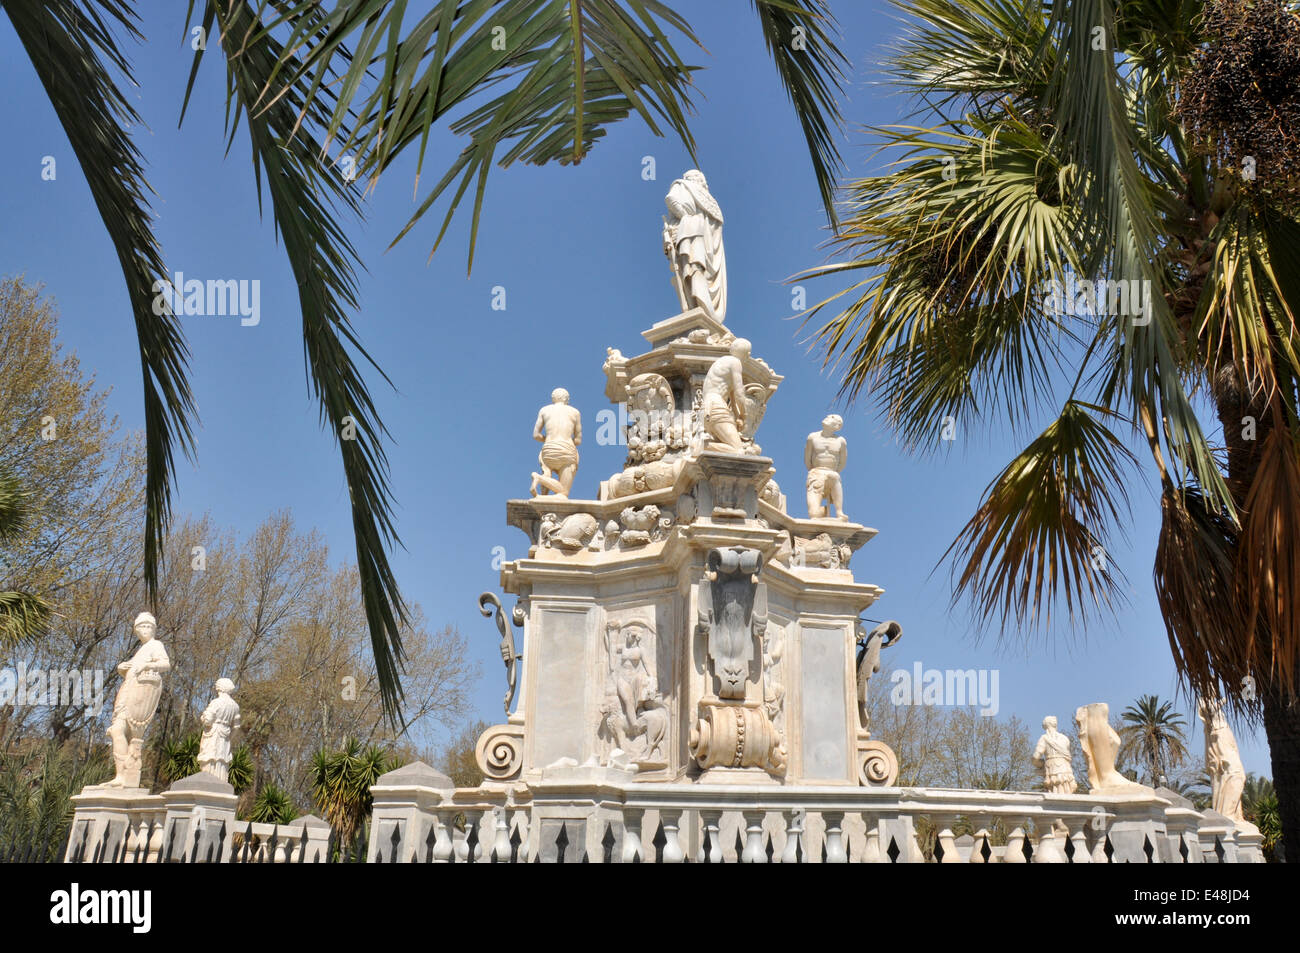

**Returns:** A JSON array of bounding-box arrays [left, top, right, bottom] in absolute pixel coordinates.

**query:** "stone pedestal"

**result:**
[[1100, 795, 1171, 863], [367, 761, 455, 862], [161, 772, 239, 862], [66, 787, 165, 862], [1197, 810, 1241, 863]]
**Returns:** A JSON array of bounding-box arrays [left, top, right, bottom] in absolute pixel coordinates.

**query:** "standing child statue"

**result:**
[[198, 678, 241, 783]]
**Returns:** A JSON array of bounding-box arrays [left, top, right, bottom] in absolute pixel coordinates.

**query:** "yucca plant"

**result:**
[[310, 737, 400, 850], [0, 0, 849, 721], [800, 0, 1300, 848], [248, 782, 297, 824], [227, 745, 254, 794], [158, 732, 201, 784]]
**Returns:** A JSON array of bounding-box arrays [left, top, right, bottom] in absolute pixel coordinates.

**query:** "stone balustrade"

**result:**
[[364, 767, 1265, 863]]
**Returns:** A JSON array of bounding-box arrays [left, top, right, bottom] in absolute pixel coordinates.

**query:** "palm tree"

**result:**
[[1119, 695, 1190, 786], [0, 465, 51, 650], [1, 0, 849, 720], [310, 737, 399, 855], [800, 0, 1300, 852]]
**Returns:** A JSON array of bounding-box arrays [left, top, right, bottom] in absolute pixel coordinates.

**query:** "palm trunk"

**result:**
[[1212, 365, 1296, 858], [1261, 684, 1300, 860]]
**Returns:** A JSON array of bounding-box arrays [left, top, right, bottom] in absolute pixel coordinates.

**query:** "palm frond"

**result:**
[[0, 465, 52, 649], [1196, 200, 1300, 396], [1153, 480, 1246, 713], [943, 400, 1135, 636], [4, 0, 198, 604], [797, 115, 1081, 444], [1235, 426, 1300, 696], [186, 0, 409, 720], [883, 0, 1052, 111], [269, 0, 701, 268], [750, 0, 848, 226], [1043, 0, 1232, 515]]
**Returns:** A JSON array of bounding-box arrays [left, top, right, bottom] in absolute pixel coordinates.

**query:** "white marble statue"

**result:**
[[198, 678, 241, 783], [105, 612, 170, 788], [1032, 715, 1078, 794], [1075, 702, 1153, 796], [805, 414, 849, 520], [1198, 697, 1248, 823], [663, 169, 726, 322], [530, 388, 582, 499], [700, 339, 751, 453]]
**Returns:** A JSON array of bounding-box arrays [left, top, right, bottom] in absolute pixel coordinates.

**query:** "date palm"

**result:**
[[0, 466, 51, 650], [1119, 694, 1189, 786], [800, 0, 1300, 849], [0, 0, 848, 720]]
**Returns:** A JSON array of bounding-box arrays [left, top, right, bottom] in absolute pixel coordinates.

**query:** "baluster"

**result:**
[[741, 812, 766, 863], [660, 810, 685, 863], [1033, 820, 1067, 863], [936, 824, 961, 863], [490, 806, 511, 862], [780, 808, 805, 864], [823, 812, 848, 864], [699, 810, 723, 864], [968, 828, 990, 863], [511, 808, 530, 863], [859, 821, 883, 863], [1091, 830, 1111, 864], [432, 809, 456, 863], [1067, 819, 1092, 864], [1004, 819, 1028, 864], [621, 808, 645, 864]]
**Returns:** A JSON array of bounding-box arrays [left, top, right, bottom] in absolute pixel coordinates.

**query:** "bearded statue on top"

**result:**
[[663, 169, 727, 323]]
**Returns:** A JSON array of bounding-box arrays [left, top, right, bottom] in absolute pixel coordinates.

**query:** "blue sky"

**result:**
[[0, 1, 1268, 774]]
